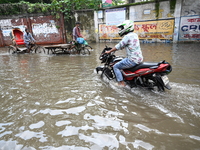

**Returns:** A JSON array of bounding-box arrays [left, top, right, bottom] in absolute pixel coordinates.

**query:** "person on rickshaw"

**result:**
[[24, 28, 35, 53], [70, 22, 84, 50], [73, 21, 83, 41], [68, 21, 87, 52]]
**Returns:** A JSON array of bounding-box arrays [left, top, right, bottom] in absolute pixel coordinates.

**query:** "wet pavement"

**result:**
[[0, 42, 200, 150]]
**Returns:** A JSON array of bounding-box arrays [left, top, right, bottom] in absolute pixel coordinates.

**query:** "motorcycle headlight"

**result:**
[[99, 53, 108, 62], [99, 47, 112, 62]]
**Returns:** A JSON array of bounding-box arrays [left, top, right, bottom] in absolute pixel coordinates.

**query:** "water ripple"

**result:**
[[0, 43, 200, 149]]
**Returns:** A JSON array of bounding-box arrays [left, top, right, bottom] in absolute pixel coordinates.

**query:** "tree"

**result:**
[[0, 0, 126, 19], [0, 0, 21, 4], [0, 0, 51, 4], [112, 0, 126, 5]]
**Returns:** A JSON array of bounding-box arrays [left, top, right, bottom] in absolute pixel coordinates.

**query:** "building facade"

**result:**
[[0, 0, 199, 47]]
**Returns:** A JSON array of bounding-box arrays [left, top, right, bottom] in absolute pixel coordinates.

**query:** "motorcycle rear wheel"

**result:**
[[145, 77, 164, 91]]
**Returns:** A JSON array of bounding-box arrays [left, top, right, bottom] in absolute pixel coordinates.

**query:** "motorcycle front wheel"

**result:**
[[100, 70, 113, 84], [101, 67, 115, 80]]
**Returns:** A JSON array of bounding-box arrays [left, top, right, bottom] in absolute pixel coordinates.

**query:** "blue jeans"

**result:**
[[113, 58, 137, 82]]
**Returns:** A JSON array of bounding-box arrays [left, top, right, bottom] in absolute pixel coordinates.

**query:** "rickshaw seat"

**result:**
[[13, 29, 25, 45]]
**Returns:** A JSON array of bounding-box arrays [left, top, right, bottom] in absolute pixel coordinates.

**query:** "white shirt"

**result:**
[[115, 32, 143, 64]]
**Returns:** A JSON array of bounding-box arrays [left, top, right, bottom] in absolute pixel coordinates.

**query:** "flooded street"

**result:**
[[0, 42, 200, 150]]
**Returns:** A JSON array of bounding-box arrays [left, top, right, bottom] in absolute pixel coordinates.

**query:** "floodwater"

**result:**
[[0, 42, 200, 150]]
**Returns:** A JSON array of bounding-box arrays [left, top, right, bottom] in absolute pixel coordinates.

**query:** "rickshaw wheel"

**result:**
[[8, 46, 17, 54]]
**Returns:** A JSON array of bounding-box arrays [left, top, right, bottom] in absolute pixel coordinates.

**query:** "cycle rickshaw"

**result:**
[[8, 28, 45, 54]]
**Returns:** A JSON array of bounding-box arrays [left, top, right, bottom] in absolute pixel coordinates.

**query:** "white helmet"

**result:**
[[117, 20, 134, 37]]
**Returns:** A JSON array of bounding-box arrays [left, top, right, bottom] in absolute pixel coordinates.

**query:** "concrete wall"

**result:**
[[92, 0, 200, 43], [129, 1, 172, 21], [65, 0, 200, 43], [178, 0, 200, 41], [181, 0, 200, 16], [0, 0, 200, 46], [69, 10, 96, 43], [0, 14, 66, 47]]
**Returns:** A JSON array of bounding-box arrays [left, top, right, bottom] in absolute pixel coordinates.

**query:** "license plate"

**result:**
[[162, 75, 169, 85]]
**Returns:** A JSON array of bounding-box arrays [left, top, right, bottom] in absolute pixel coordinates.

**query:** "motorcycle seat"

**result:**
[[126, 62, 158, 72]]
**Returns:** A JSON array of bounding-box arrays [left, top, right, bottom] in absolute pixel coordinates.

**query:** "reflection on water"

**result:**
[[0, 43, 200, 150]]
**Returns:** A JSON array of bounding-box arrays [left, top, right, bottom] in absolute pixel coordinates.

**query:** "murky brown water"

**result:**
[[0, 42, 200, 150]]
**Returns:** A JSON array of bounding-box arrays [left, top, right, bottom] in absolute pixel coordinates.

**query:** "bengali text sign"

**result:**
[[134, 20, 174, 39], [179, 16, 200, 40], [99, 19, 174, 40]]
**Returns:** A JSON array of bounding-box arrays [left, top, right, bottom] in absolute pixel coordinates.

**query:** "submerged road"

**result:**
[[0, 42, 200, 149]]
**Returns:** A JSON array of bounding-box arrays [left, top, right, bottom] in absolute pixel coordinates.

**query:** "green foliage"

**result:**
[[112, 0, 125, 6], [170, 0, 176, 14], [155, 0, 160, 19], [0, 0, 102, 20], [154, 0, 176, 19], [0, 0, 126, 20], [0, 0, 51, 4], [0, 0, 20, 4]]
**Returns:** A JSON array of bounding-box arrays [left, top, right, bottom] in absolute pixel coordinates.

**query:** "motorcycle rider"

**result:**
[[105, 20, 143, 87]]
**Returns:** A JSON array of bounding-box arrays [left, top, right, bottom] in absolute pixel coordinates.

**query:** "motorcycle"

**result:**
[[96, 46, 172, 91]]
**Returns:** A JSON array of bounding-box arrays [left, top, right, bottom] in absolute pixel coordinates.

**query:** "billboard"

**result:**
[[102, 0, 112, 8], [99, 24, 120, 39], [179, 15, 200, 41], [99, 19, 175, 40], [134, 19, 174, 40], [105, 8, 126, 25]]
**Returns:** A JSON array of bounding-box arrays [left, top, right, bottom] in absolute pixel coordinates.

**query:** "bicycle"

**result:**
[[8, 42, 46, 54], [85, 45, 93, 51], [69, 42, 90, 55]]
